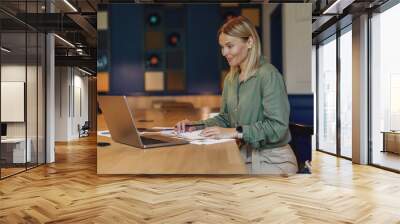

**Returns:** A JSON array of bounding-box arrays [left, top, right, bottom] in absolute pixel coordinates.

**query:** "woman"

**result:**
[[175, 16, 298, 175]]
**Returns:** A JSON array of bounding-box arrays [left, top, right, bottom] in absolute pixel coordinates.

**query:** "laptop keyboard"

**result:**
[[140, 136, 168, 145]]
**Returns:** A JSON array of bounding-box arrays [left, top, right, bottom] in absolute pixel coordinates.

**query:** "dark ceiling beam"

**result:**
[[67, 13, 97, 45], [0, 7, 37, 31], [12, 13, 83, 32], [55, 55, 96, 70], [86, 0, 97, 11], [312, 15, 335, 33]]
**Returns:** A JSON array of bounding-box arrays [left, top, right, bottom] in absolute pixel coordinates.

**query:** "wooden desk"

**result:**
[[382, 131, 400, 154], [97, 108, 247, 174]]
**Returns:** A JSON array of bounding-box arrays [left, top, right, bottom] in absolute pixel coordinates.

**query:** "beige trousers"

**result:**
[[240, 144, 298, 175]]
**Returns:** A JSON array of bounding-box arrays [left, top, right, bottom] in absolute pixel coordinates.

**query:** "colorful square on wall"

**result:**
[[97, 11, 108, 30], [145, 31, 164, 50], [97, 72, 109, 93], [167, 70, 185, 91], [241, 8, 260, 27], [145, 71, 164, 91]]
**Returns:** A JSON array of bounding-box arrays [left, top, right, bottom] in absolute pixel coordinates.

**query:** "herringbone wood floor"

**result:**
[[1, 135, 400, 224]]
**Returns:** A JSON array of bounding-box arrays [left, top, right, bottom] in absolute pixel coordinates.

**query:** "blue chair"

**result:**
[[289, 123, 313, 174]]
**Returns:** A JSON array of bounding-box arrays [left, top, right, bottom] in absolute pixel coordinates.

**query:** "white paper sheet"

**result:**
[[160, 130, 235, 145], [190, 139, 234, 145], [97, 130, 111, 138], [98, 129, 235, 145]]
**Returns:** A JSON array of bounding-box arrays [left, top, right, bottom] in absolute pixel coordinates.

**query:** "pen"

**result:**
[[185, 124, 205, 128], [137, 128, 174, 132]]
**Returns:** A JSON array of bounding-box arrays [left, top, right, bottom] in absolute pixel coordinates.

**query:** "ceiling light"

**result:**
[[78, 67, 93, 76], [63, 0, 78, 12], [54, 34, 75, 48], [1, 47, 11, 53], [322, 0, 354, 15]]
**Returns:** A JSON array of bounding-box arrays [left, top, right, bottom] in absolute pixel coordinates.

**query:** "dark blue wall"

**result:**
[[186, 5, 220, 94], [109, 4, 144, 94], [288, 94, 314, 126], [288, 94, 314, 164], [270, 5, 283, 74]]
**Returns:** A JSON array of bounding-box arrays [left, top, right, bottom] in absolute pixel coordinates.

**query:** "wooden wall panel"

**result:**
[[125, 95, 221, 110]]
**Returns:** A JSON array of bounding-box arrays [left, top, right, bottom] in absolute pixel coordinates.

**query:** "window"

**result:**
[[317, 35, 337, 155], [370, 2, 400, 171], [316, 23, 353, 159], [339, 27, 352, 158]]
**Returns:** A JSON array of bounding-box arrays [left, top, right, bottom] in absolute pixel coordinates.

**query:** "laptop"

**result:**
[[98, 95, 189, 149]]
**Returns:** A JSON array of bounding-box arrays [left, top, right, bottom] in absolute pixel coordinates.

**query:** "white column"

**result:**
[[352, 14, 369, 164], [46, 32, 55, 163]]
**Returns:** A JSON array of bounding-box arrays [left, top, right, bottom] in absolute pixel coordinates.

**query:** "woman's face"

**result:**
[[219, 33, 251, 67]]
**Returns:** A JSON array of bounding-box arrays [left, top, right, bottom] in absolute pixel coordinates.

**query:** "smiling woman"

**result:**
[[218, 16, 261, 82], [175, 16, 298, 175]]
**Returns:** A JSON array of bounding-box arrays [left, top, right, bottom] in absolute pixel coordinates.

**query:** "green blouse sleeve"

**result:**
[[242, 68, 290, 148]]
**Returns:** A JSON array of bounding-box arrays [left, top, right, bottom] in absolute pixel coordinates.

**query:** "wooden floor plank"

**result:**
[[1, 135, 400, 223]]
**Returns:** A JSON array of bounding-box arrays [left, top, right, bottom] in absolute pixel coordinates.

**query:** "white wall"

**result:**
[[55, 67, 70, 141], [55, 67, 89, 141], [282, 3, 312, 94], [1, 65, 26, 81], [1, 63, 46, 163], [262, 4, 312, 93], [72, 72, 89, 138], [1, 65, 38, 137]]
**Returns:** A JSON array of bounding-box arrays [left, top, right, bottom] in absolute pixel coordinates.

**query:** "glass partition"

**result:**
[[371, 3, 400, 171], [0, 1, 46, 179], [27, 30, 38, 169], [1, 31, 28, 177], [317, 35, 337, 155], [38, 32, 45, 165]]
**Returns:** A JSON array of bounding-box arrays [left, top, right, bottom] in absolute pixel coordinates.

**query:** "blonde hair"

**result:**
[[218, 16, 262, 81]]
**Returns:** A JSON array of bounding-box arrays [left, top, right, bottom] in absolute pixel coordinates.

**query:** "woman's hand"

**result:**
[[174, 119, 196, 133], [200, 127, 237, 139]]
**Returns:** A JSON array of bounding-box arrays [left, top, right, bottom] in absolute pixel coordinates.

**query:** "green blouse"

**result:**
[[199, 59, 291, 150]]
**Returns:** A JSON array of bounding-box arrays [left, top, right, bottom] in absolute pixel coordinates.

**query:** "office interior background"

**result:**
[[0, 0, 400, 222], [0, 0, 98, 179]]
